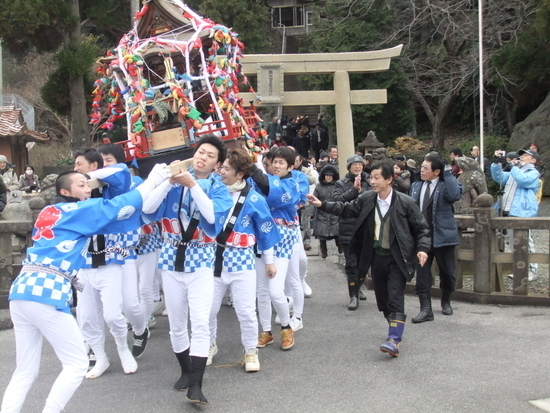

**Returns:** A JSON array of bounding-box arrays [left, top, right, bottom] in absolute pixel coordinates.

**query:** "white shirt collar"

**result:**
[[377, 188, 393, 205]]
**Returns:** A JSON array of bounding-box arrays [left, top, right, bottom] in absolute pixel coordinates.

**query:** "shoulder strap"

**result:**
[[213, 183, 250, 277], [174, 186, 200, 272]]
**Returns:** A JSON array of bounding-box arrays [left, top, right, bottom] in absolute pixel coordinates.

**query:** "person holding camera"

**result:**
[[491, 149, 540, 281], [19, 165, 40, 193]]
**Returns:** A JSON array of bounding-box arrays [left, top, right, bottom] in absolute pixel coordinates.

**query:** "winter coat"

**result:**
[[0, 176, 6, 212], [409, 169, 462, 248], [333, 171, 371, 244], [320, 190, 431, 281], [491, 162, 540, 218], [19, 173, 40, 193], [393, 170, 411, 193], [312, 165, 340, 239]]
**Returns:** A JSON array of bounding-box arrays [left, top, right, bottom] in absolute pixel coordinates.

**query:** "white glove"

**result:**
[[146, 163, 170, 187]]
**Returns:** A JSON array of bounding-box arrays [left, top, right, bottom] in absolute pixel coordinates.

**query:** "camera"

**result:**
[[498, 150, 506, 157]]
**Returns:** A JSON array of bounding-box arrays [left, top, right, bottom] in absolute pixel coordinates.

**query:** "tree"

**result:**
[[0, 0, 130, 149], [185, 0, 275, 53], [301, 0, 415, 145]]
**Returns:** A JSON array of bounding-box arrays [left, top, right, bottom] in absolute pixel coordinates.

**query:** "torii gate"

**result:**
[[239, 45, 403, 177]]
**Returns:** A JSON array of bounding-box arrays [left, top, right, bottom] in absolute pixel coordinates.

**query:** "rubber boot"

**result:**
[[441, 290, 453, 316], [186, 356, 208, 405], [347, 282, 359, 311], [320, 240, 328, 259], [174, 348, 191, 391], [411, 293, 434, 323], [114, 335, 138, 374], [380, 313, 406, 357]]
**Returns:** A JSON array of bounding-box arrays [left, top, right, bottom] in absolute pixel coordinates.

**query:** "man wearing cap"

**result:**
[[491, 148, 541, 281], [333, 154, 371, 310]]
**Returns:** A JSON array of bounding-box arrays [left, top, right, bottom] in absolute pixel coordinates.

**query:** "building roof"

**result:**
[[0, 106, 48, 142], [358, 130, 384, 149]]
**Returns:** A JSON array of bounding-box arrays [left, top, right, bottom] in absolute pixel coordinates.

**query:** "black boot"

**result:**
[[347, 283, 359, 311], [441, 290, 453, 316], [174, 349, 191, 391], [411, 293, 434, 323], [186, 356, 208, 404], [320, 240, 328, 259]]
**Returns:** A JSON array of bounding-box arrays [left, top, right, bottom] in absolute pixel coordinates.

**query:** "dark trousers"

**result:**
[[342, 243, 359, 283], [371, 253, 407, 314], [415, 245, 456, 294]]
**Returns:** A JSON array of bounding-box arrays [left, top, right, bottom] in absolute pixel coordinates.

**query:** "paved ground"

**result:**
[[1, 243, 550, 413]]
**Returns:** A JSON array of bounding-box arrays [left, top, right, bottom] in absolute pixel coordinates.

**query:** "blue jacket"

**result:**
[[410, 169, 462, 248], [491, 163, 540, 218]]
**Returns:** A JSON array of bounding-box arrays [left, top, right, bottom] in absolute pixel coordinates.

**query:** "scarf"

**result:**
[[227, 179, 246, 194]]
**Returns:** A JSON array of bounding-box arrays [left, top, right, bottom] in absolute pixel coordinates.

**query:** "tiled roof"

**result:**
[[0, 106, 48, 141]]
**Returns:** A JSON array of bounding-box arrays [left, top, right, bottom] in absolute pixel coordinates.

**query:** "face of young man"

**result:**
[[329, 148, 338, 160], [369, 168, 392, 194], [471, 146, 480, 158], [420, 161, 440, 182], [74, 156, 97, 174], [263, 157, 274, 175], [193, 143, 220, 178], [349, 162, 363, 176], [271, 157, 291, 177], [101, 153, 118, 167], [62, 174, 92, 201], [220, 160, 244, 186]]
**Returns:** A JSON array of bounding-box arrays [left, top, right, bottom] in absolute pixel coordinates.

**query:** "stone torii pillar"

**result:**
[[239, 45, 403, 177]]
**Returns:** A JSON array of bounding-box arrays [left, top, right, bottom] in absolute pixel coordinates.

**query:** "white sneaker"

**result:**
[[244, 348, 260, 372], [289, 316, 303, 332], [148, 315, 156, 328], [161, 308, 168, 316], [206, 343, 218, 366], [275, 314, 281, 324], [302, 280, 312, 297]]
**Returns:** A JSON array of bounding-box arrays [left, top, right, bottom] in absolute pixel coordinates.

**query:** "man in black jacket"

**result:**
[[333, 155, 371, 310], [308, 161, 430, 357]]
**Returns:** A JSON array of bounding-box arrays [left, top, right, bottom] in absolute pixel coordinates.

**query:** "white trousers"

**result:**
[[137, 251, 160, 320], [286, 239, 306, 319], [77, 265, 127, 351], [256, 256, 290, 331], [1, 300, 88, 413], [122, 260, 145, 336], [162, 267, 214, 356], [209, 269, 257, 351]]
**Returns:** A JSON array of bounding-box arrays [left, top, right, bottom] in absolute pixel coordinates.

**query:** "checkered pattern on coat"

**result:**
[[273, 224, 299, 259], [137, 232, 161, 255], [158, 242, 216, 272], [222, 246, 255, 272], [10, 271, 73, 313]]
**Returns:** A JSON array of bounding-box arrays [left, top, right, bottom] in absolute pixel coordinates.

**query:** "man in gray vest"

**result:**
[[308, 161, 430, 357]]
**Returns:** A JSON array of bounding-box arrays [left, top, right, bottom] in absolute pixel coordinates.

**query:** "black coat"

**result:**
[[321, 190, 431, 280], [312, 165, 339, 239], [292, 135, 309, 159], [333, 171, 371, 244]]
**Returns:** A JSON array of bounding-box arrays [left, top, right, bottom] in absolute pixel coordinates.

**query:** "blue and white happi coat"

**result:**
[[9, 191, 144, 314], [145, 173, 232, 272], [221, 187, 281, 272], [248, 172, 301, 259]]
